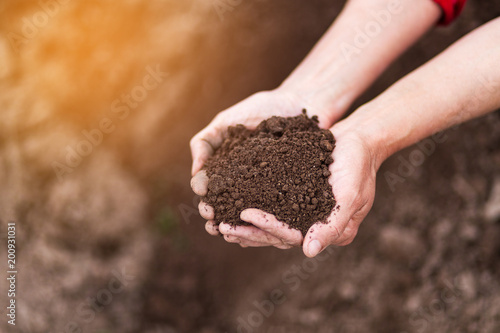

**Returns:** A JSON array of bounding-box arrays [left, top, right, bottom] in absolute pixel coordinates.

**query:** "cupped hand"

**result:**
[[190, 89, 335, 176], [190, 89, 338, 239], [218, 124, 381, 257]]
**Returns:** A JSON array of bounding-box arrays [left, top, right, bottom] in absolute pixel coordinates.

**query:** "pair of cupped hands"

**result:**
[[190, 90, 379, 257]]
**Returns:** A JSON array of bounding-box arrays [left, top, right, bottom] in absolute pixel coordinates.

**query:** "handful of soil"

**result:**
[[203, 110, 336, 236]]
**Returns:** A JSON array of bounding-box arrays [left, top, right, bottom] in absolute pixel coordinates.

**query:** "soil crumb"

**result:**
[[203, 110, 336, 236]]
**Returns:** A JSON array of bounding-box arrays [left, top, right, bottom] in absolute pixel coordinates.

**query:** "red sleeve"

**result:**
[[433, 0, 467, 25]]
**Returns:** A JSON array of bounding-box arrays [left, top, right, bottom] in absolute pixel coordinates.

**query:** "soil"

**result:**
[[203, 111, 336, 235]]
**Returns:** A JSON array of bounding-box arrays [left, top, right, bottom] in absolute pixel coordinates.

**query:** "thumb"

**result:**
[[190, 120, 226, 176], [302, 206, 352, 258], [190, 136, 216, 176]]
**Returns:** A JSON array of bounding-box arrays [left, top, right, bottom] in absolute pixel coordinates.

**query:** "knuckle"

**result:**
[[223, 234, 237, 243], [343, 188, 358, 202], [351, 193, 364, 207], [328, 224, 342, 239], [263, 233, 278, 244], [340, 234, 356, 246], [285, 235, 301, 247], [189, 135, 199, 150], [275, 244, 291, 250], [337, 228, 358, 246], [282, 239, 297, 248], [339, 238, 353, 246]]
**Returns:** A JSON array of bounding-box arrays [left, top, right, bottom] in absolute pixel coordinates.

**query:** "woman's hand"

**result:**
[[190, 88, 343, 238], [216, 123, 381, 257], [190, 89, 338, 176], [190, 0, 441, 244]]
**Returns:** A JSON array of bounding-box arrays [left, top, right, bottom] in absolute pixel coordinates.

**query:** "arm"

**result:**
[[279, 0, 442, 126], [191, 0, 441, 175], [303, 16, 500, 256], [230, 17, 500, 257], [341, 16, 500, 168], [191, 0, 442, 239]]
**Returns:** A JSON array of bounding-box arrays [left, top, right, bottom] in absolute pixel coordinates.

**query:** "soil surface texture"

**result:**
[[203, 110, 336, 235]]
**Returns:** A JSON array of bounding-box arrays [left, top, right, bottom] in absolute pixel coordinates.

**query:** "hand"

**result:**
[[302, 126, 379, 256], [216, 124, 380, 257], [190, 89, 339, 175], [190, 89, 343, 238]]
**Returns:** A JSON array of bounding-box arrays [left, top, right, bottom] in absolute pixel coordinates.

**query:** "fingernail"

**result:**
[[308, 240, 322, 257]]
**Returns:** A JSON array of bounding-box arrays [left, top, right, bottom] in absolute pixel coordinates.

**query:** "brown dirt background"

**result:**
[[0, 1, 499, 332]]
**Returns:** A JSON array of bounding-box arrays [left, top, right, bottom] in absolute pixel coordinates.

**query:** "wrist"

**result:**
[[332, 103, 395, 170], [276, 77, 355, 128]]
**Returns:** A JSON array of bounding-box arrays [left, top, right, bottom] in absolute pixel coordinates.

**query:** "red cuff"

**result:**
[[433, 0, 467, 25]]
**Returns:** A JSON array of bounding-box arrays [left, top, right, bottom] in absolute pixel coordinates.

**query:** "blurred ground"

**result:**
[[0, 0, 499, 332]]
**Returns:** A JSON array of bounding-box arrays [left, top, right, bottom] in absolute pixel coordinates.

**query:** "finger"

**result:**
[[303, 147, 366, 257], [302, 198, 363, 257], [332, 222, 359, 246], [190, 170, 209, 196], [190, 127, 224, 176], [303, 187, 373, 257], [225, 235, 292, 250], [274, 244, 293, 250], [223, 234, 241, 244], [198, 201, 214, 220], [191, 139, 215, 176], [238, 238, 274, 247], [302, 219, 342, 258], [240, 239, 292, 250], [218, 222, 285, 246], [240, 209, 303, 246], [205, 220, 220, 236]]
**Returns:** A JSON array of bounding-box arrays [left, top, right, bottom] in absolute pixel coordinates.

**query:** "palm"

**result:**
[[218, 128, 378, 255], [189, 90, 376, 254], [190, 90, 334, 175], [303, 132, 377, 249]]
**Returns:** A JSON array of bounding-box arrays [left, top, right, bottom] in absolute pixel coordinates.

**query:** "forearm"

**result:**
[[278, 0, 441, 126], [338, 17, 500, 167]]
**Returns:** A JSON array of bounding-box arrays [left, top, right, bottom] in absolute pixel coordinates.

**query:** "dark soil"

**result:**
[[203, 110, 336, 236]]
